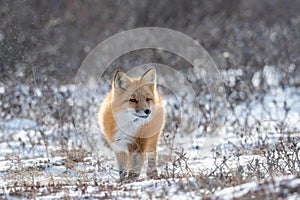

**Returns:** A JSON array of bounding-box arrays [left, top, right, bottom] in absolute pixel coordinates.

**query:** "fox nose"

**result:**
[[144, 109, 151, 115]]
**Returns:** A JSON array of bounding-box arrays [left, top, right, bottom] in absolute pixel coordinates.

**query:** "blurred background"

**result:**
[[1, 0, 300, 85]]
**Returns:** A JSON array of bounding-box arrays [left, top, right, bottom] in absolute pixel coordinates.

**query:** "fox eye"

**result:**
[[129, 98, 138, 103], [146, 98, 152, 102]]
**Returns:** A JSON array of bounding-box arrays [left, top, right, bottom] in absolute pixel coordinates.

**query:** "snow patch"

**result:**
[[0, 118, 37, 130]]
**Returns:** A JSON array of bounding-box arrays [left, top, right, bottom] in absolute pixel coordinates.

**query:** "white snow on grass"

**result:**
[[0, 118, 37, 130], [0, 84, 300, 199], [212, 175, 300, 200]]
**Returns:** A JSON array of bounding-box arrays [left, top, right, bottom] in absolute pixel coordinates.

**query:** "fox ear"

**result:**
[[114, 70, 131, 91], [141, 67, 156, 86]]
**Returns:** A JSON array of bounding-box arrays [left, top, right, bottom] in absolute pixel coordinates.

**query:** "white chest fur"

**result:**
[[111, 109, 151, 152]]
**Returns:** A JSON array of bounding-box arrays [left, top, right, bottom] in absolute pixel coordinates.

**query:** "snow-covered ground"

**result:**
[[0, 76, 300, 199]]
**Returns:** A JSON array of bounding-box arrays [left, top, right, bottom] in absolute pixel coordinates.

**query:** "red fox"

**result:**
[[97, 67, 165, 182]]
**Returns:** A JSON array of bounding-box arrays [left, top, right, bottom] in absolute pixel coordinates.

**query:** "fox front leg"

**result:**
[[147, 151, 158, 178], [146, 135, 159, 178], [128, 152, 144, 180], [115, 151, 128, 182]]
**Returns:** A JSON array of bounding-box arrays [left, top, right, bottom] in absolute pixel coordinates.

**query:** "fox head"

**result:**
[[112, 68, 157, 124]]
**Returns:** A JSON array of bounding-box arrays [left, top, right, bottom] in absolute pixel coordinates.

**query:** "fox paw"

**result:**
[[122, 172, 139, 183], [147, 169, 158, 179], [118, 171, 127, 182], [128, 171, 140, 178]]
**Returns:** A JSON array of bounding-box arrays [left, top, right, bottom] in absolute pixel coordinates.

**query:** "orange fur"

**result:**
[[97, 67, 165, 181]]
